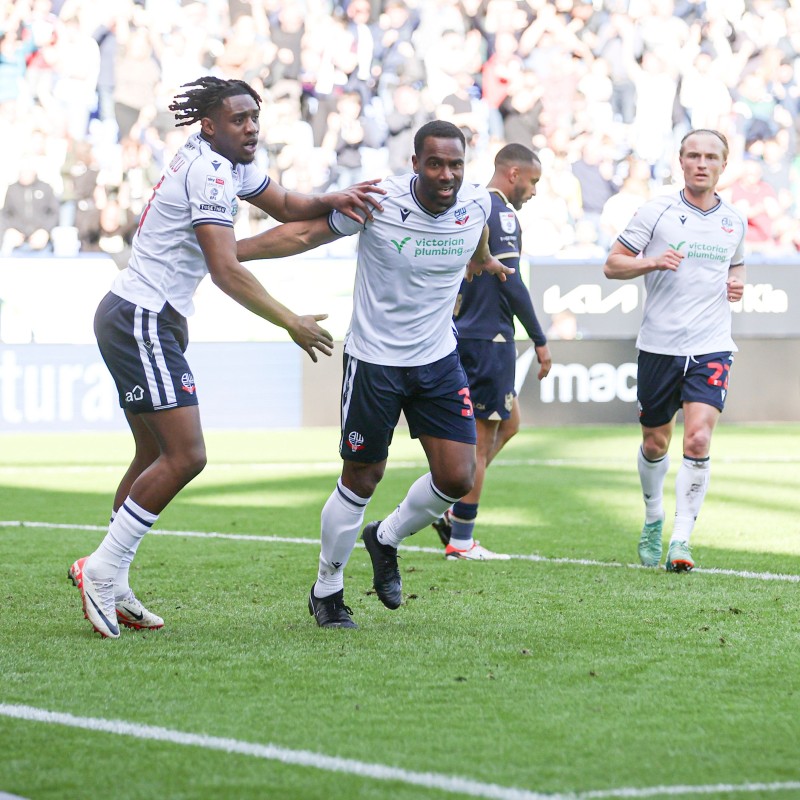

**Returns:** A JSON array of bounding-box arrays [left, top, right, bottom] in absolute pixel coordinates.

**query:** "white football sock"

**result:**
[[638, 446, 669, 524], [108, 508, 142, 599], [378, 473, 459, 549], [115, 540, 144, 599], [86, 498, 158, 582], [315, 479, 370, 598], [671, 456, 710, 544]]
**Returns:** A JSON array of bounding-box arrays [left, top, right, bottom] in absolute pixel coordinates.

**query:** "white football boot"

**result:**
[[444, 541, 511, 560]]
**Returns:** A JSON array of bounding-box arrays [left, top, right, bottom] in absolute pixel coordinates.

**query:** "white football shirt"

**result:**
[[329, 174, 491, 366], [617, 190, 746, 355], [112, 132, 269, 316]]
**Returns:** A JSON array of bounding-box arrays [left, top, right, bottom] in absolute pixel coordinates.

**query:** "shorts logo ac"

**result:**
[[347, 431, 365, 452], [181, 372, 196, 394], [125, 385, 145, 403], [504, 392, 514, 412]]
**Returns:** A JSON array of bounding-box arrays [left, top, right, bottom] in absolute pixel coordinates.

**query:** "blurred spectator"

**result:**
[[600, 159, 652, 244], [214, 14, 274, 83], [92, 13, 118, 128], [75, 185, 136, 267], [730, 158, 781, 252], [499, 71, 543, 147], [0, 24, 36, 121], [60, 138, 99, 227], [321, 90, 383, 190], [0, 164, 60, 255], [113, 26, 160, 140], [385, 82, 431, 175], [481, 30, 525, 140], [679, 50, 733, 133], [50, 14, 100, 141], [594, 12, 638, 125], [373, 0, 422, 99], [570, 134, 619, 246], [268, 3, 304, 84], [436, 71, 488, 153]]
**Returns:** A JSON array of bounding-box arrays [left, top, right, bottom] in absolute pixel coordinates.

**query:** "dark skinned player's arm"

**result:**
[[195, 223, 333, 361], [236, 216, 345, 262]]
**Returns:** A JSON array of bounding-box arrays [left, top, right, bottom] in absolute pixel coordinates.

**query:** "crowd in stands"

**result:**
[[1, 0, 800, 263]]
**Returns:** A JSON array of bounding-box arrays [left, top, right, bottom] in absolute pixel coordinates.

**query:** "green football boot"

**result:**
[[637, 519, 663, 567], [666, 540, 694, 572]]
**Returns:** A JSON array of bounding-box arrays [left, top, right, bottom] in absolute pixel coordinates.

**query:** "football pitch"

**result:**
[[1, 424, 798, 800]]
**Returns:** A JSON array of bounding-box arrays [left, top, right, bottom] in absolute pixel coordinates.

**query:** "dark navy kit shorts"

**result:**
[[94, 292, 199, 414], [637, 349, 733, 428], [457, 338, 516, 421], [339, 349, 477, 463]]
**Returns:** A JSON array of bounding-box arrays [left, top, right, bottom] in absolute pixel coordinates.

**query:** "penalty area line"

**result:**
[[2, 520, 800, 584], [1, 704, 799, 800]]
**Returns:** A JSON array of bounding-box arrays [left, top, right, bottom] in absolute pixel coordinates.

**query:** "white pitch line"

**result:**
[[1, 704, 798, 800], [0, 703, 559, 800], [1, 520, 799, 583]]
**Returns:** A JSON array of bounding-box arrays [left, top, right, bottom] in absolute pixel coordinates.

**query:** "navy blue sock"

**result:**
[[449, 501, 479, 548]]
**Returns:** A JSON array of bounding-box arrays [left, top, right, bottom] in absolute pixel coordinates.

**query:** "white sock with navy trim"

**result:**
[[86, 498, 158, 582], [378, 473, 460, 549], [316, 479, 371, 598]]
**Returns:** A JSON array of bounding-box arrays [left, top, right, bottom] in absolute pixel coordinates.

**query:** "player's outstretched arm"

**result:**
[[604, 240, 683, 280], [248, 179, 385, 224], [466, 224, 515, 282], [236, 217, 341, 262], [196, 223, 334, 362]]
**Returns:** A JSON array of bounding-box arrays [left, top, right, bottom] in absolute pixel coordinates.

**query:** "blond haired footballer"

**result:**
[[604, 129, 745, 572]]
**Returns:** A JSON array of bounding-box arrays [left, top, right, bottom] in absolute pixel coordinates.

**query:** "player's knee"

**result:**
[[642, 431, 670, 460], [182, 444, 207, 480], [684, 429, 711, 459], [342, 462, 384, 498], [436, 467, 475, 499]]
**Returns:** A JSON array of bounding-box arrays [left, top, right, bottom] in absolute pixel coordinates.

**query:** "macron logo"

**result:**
[[400, 209, 411, 222]]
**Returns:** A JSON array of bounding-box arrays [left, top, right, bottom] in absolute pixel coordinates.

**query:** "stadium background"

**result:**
[[1, 0, 799, 430]]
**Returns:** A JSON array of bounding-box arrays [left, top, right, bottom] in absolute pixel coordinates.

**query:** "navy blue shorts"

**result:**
[[637, 350, 733, 428], [458, 338, 516, 421], [94, 292, 199, 414], [339, 350, 477, 463]]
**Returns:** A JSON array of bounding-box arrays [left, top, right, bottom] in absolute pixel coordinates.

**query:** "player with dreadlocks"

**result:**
[[68, 77, 384, 639]]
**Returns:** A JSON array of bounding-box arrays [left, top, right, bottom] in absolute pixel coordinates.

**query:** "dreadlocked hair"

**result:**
[[169, 77, 262, 127]]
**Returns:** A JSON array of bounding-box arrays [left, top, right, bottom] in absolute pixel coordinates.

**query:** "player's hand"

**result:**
[[653, 249, 684, 272], [328, 179, 386, 223], [466, 254, 515, 282], [288, 314, 334, 362], [726, 276, 744, 303], [535, 344, 552, 380]]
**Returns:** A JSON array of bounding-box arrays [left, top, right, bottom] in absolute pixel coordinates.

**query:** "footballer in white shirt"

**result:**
[[604, 128, 746, 574], [238, 120, 514, 627], [70, 76, 384, 639]]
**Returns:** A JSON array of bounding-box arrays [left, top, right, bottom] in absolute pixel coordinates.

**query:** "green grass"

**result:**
[[1, 424, 799, 800]]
